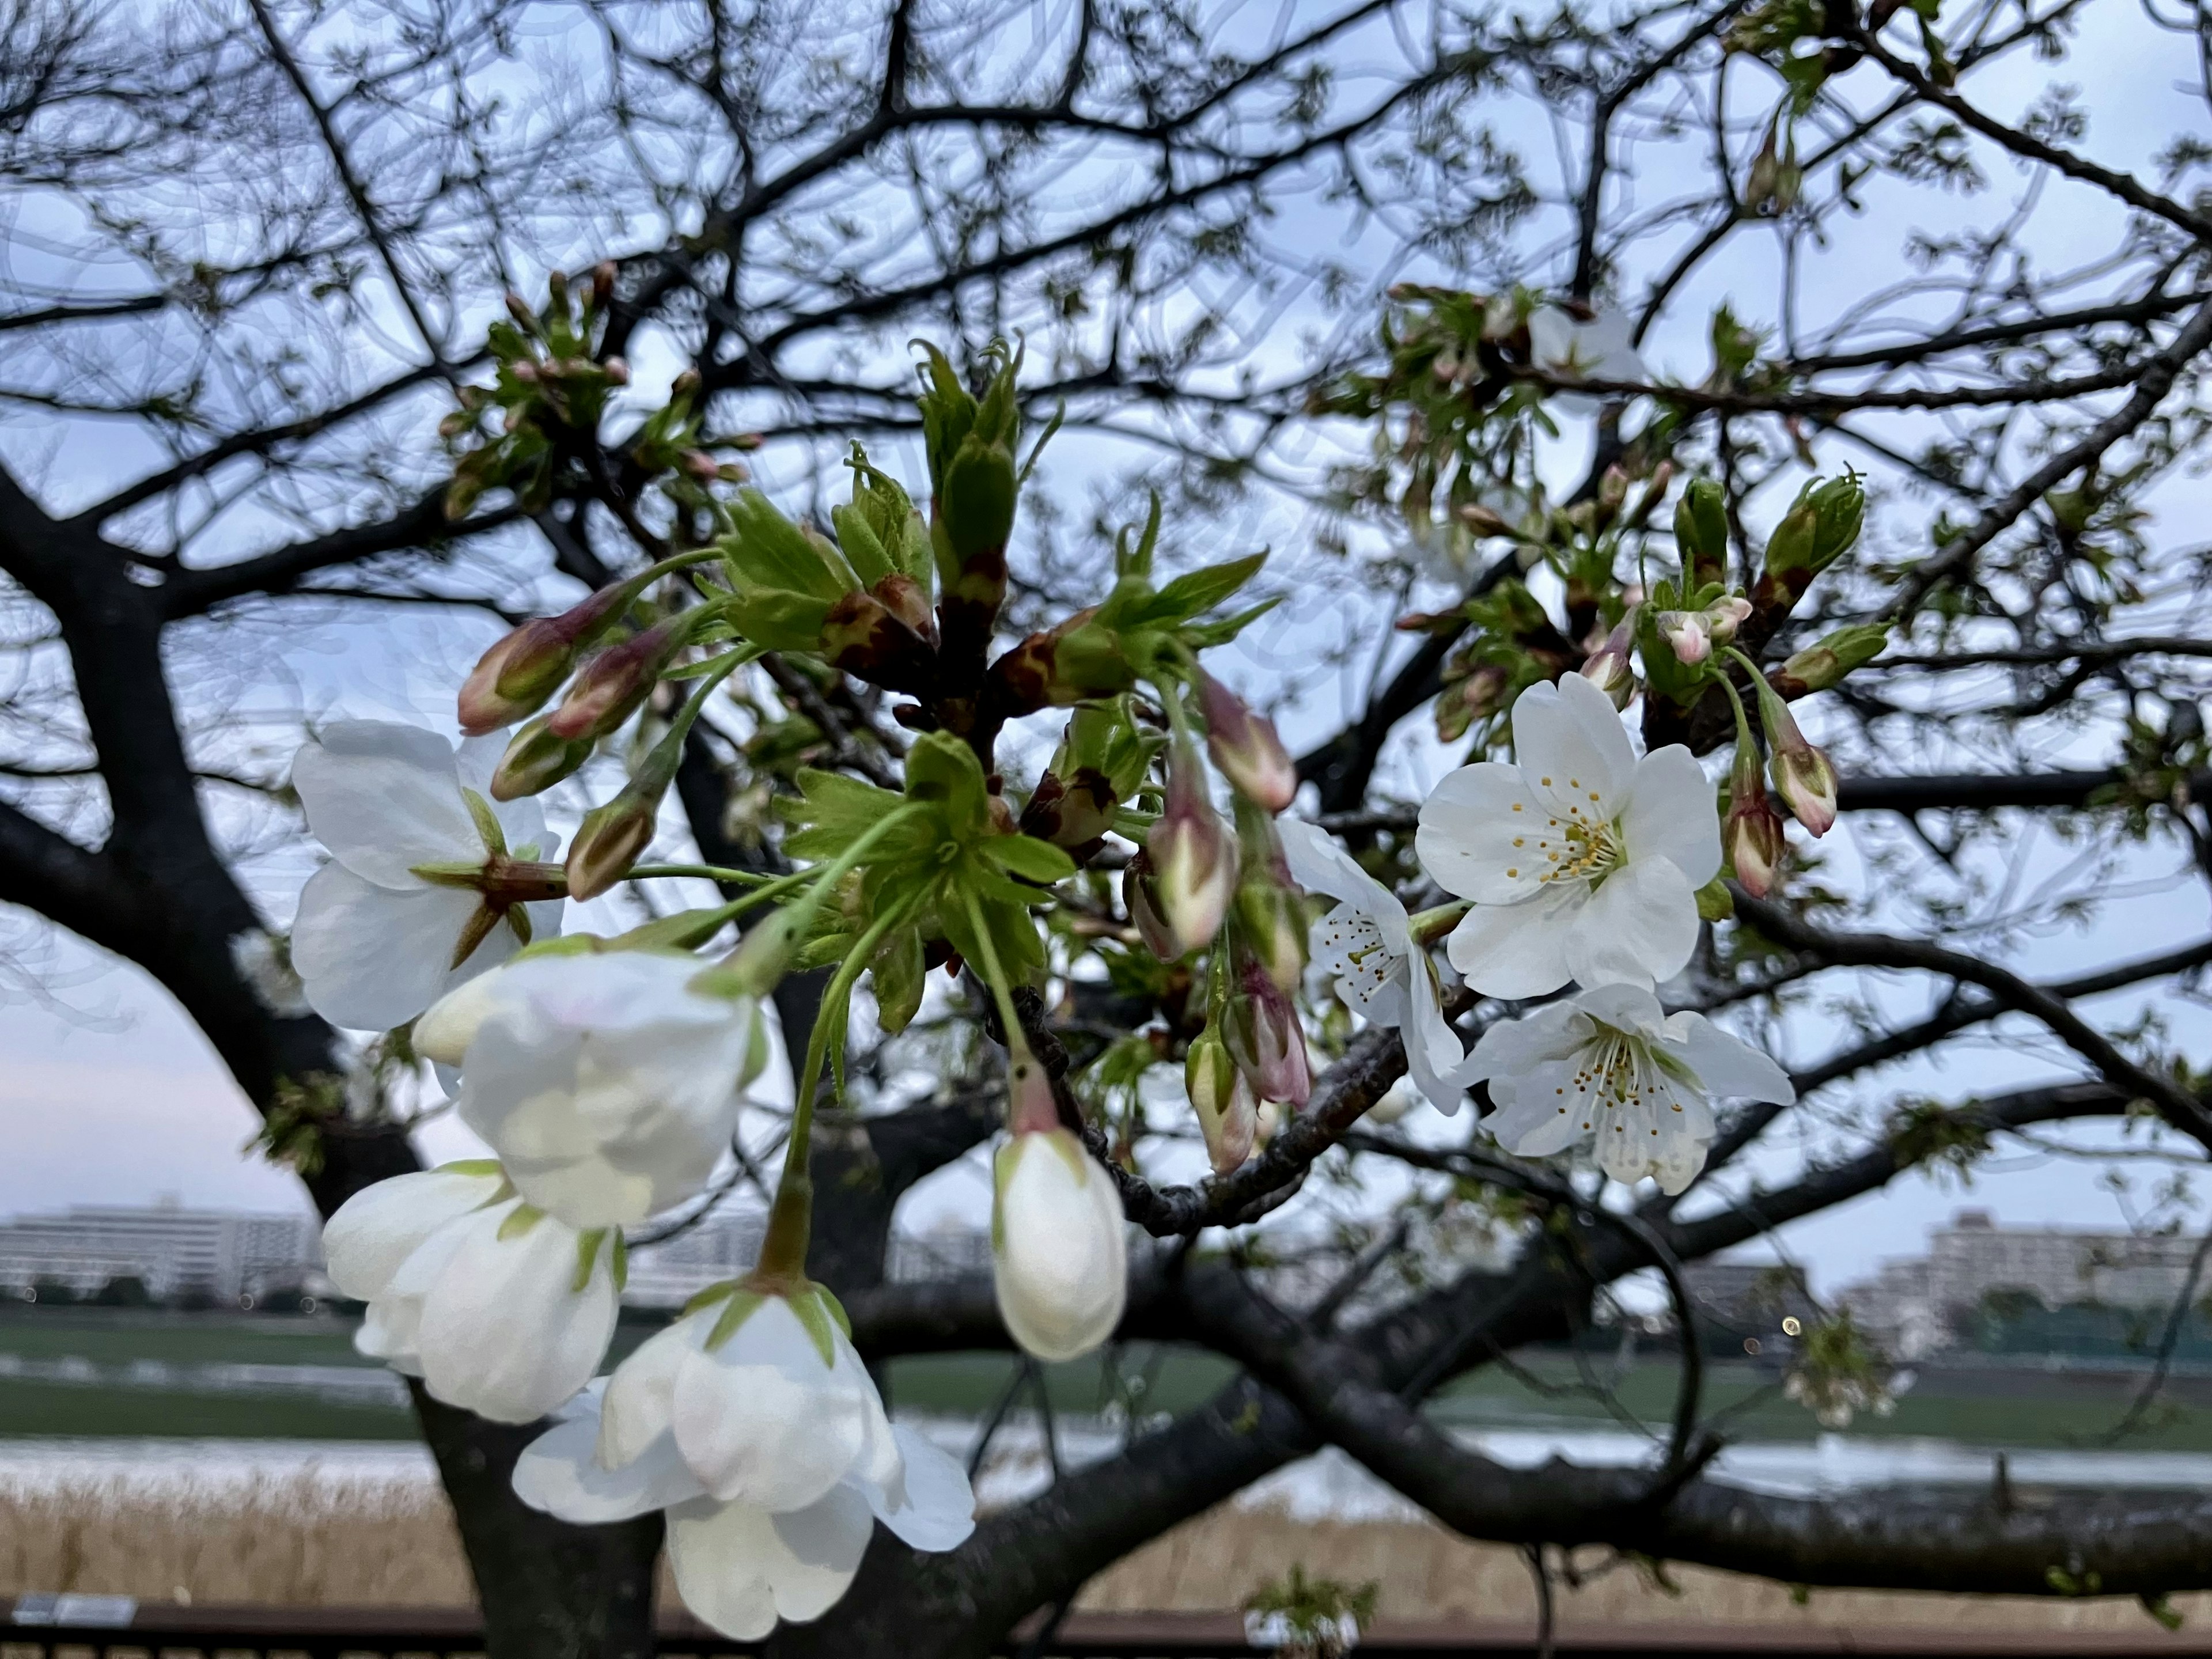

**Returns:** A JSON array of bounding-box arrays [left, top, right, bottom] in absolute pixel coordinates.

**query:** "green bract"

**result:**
[[782, 730, 1075, 990]]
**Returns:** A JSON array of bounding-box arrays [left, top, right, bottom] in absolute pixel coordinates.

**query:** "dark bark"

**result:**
[[413, 1384, 666, 1659]]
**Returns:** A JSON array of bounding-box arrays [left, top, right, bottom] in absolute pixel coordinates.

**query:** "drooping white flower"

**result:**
[[417, 950, 766, 1230], [1417, 674, 1721, 997], [993, 1127, 1127, 1362], [513, 1293, 975, 1641], [1463, 983, 1792, 1194], [1527, 306, 1647, 387], [322, 1165, 619, 1422], [1277, 819, 1471, 1116], [290, 722, 563, 1032]]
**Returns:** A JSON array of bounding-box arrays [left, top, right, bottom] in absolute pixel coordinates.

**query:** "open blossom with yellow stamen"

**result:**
[[1415, 675, 1719, 997], [1463, 983, 1792, 1193]]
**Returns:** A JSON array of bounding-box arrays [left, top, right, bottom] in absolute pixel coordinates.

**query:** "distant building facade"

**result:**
[[0, 1202, 324, 1304], [0, 1200, 998, 1310], [1839, 1209, 2212, 1359]]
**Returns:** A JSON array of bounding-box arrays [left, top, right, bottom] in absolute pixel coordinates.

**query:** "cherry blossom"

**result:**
[[1463, 983, 1792, 1193], [322, 1165, 619, 1422], [1416, 675, 1719, 997], [290, 722, 562, 1032], [1277, 819, 1471, 1115], [415, 950, 766, 1230], [513, 1293, 975, 1641]]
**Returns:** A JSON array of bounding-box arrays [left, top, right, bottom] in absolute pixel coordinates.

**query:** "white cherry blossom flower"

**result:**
[[1418, 674, 1720, 997], [290, 722, 563, 1032], [513, 1293, 975, 1641], [1277, 819, 1471, 1115], [418, 950, 766, 1231], [993, 1127, 1127, 1362], [323, 1165, 619, 1423], [1463, 983, 1792, 1194]]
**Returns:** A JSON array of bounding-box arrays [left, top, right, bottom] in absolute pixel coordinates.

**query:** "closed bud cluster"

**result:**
[[1198, 672, 1296, 812], [547, 616, 687, 742], [1144, 740, 1238, 956], [1673, 478, 1730, 590]]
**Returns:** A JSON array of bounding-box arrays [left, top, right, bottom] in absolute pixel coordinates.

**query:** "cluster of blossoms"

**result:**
[[283, 297, 1873, 1633]]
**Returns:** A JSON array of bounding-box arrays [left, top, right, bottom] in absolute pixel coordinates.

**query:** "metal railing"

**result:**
[[3, 1605, 2206, 1658]]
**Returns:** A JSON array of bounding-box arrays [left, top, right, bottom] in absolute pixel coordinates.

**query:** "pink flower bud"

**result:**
[[1187, 1033, 1256, 1176], [1233, 804, 1308, 994], [489, 714, 594, 801], [1704, 595, 1753, 647], [1198, 672, 1296, 812], [1724, 735, 1787, 897], [1578, 615, 1639, 710], [564, 789, 659, 902], [546, 616, 686, 741], [1223, 957, 1310, 1107], [1755, 679, 1838, 837], [457, 581, 635, 735], [1145, 741, 1239, 956], [1657, 610, 1711, 666]]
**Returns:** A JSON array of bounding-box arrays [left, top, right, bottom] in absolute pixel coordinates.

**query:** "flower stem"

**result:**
[[959, 888, 1032, 1069], [758, 893, 921, 1282]]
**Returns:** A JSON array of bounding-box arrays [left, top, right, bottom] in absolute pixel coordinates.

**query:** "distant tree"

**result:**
[[4, 2, 2212, 1657]]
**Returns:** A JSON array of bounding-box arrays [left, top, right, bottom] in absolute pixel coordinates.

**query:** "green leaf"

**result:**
[[980, 833, 1078, 886], [723, 489, 853, 600], [725, 588, 833, 654], [902, 730, 991, 836], [1179, 594, 1283, 649], [871, 924, 926, 1035], [1135, 551, 1267, 628]]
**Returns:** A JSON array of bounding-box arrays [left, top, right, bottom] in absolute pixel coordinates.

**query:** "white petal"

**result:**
[[1573, 982, 1668, 1037], [672, 1297, 873, 1510], [1416, 763, 1551, 905], [415, 1203, 619, 1424], [414, 964, 527, 1066], [1444, 890, 1580, 998], [1566, 857, 1699, 990], [1277, 821, 1411, 953], [321, 1170, 501, 1300], [993, 1130, 1127, 1362], [1621, 747, 1722, 887], [1488, 1073, 1590, 1158], [514, 1407, 706, 1523], [292, 863, 490, 1032], [862, 1426, 976, 1552], [1671, 1014, 1794, 1104], [1512, 675, 1636, 821], [599, 1317, 698, 1468], [666, 1485, 871, 1640], [455, 955, 752, 1228], [1463, 1000, 1589, 1083], [293, 724, 480, 887], [355, 1291, 427, 1374], [1401, 958, 1469, 1116]]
